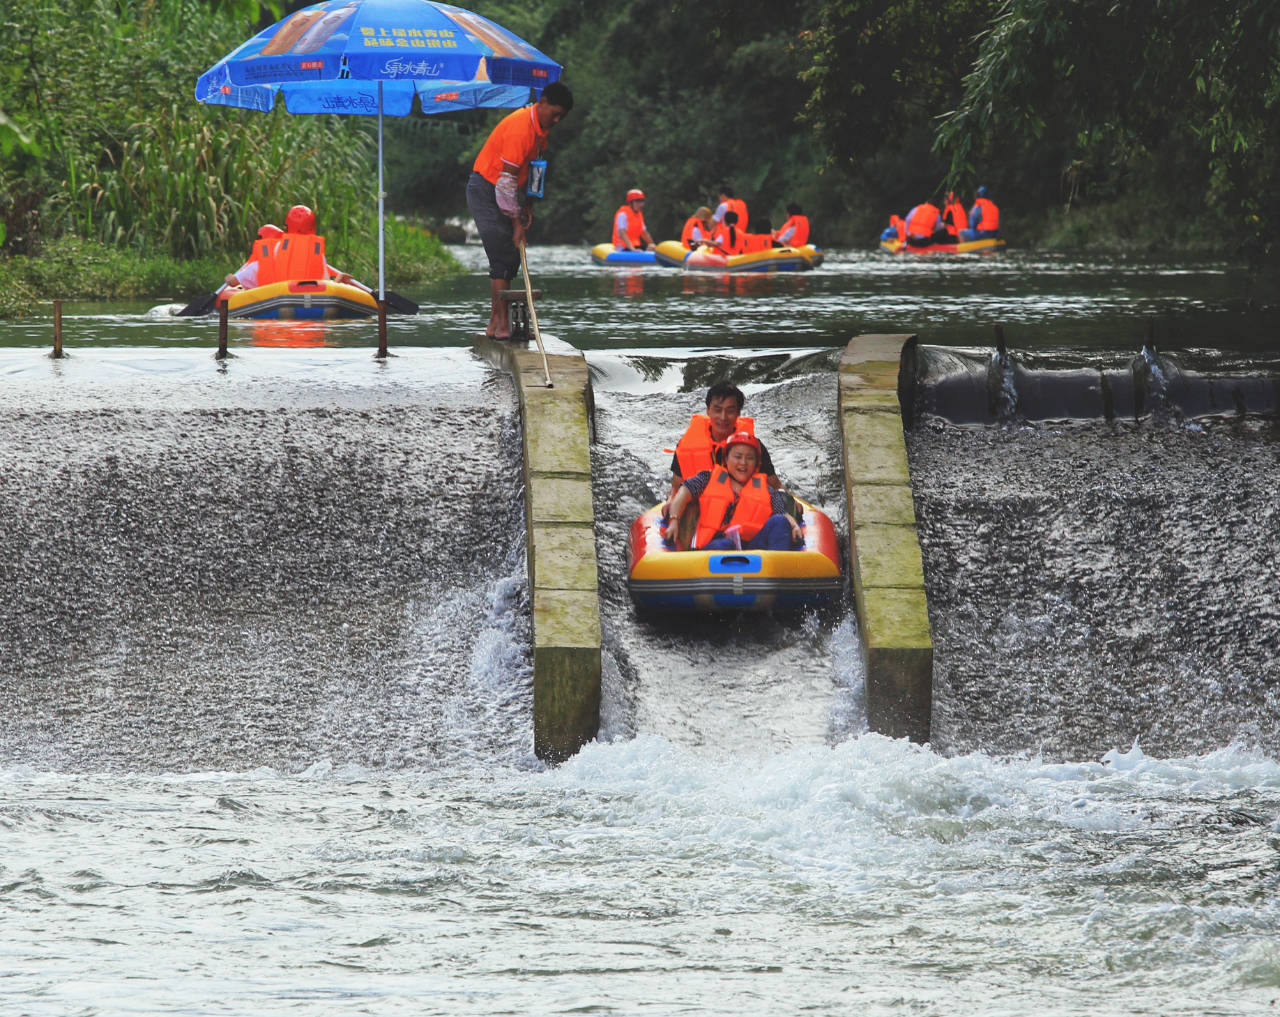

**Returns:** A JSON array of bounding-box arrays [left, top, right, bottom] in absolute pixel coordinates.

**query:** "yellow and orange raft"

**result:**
[[654, 239, 824, 273], [219, 279, 379, 320], [627, 496, 842, 611]]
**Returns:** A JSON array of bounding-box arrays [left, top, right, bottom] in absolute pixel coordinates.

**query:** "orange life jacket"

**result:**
[[612, 205, 646, 248], [709, 223, 729, 248], [889, 215, 906, 242], [694, 467, 773, 548], [269, 234, 328, 281], [721, 226, 747, 255], [972, 197, 1000, 231], [943, 200, 968, 237], [726, 197, 748, 232], [250, 237, 280, 286], [774, 214, 810, 247], [905, 204, 940, 238], [681, 215, 710, 249], [743, 232, 773, 253], [674, 413, 755, 477]]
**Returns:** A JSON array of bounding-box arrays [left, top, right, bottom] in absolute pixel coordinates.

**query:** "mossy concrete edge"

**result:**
[[475, 337, 601, 762], [839, 334, 933, 743]]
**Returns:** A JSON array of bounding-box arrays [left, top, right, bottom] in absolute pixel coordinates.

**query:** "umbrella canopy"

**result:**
[[195, 0, 561, 297]]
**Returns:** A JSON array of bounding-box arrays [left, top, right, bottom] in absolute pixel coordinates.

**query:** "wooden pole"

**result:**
[[52, 300, 63, 358], [377, 299, 388, 358], [217, 301, 228, 359], [518, 244, 553, 388]]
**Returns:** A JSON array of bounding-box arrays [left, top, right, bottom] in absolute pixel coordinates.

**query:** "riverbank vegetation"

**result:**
[[0, 0, 457, 316], [1, 0, 1277, 317]]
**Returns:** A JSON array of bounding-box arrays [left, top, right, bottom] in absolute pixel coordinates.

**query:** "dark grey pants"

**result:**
[[466, 171, 518, 282]]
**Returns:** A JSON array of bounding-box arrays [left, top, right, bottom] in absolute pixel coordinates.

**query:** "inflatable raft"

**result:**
[[627, 497, 842, 611], [590, 243, 659, 266], [879, 236, 1006, 255], [653, 239, 823, 272], [219, 279, 379, 319]]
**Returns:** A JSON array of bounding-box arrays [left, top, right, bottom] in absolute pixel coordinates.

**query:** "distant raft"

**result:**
[[627, 497, 842, 612], [879, 236, 1006, 255], [590, 243, 660, 266], [653, 239, 824, 272], [220, 279, 379, 320]]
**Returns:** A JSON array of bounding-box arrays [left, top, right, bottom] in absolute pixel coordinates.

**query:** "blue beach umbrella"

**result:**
[[195, 0, 561, 302]]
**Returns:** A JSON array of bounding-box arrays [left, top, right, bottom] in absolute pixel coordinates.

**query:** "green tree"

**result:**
[[523, 0, 838, 242], [0, 0, 373, 259], [935, 0, 1280, 259], [796, 0, 999, 230]]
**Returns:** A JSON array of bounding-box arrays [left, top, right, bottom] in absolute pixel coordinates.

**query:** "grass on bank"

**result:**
[[0, 219, 462, 319]]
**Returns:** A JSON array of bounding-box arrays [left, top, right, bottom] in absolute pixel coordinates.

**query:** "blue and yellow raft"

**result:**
[[627, 497, 842, 611]]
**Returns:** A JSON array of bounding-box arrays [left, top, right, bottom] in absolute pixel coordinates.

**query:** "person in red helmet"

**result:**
[[662, 430, 802, 551], [612, 188, 654, 251], [223, 205, 356, 290]]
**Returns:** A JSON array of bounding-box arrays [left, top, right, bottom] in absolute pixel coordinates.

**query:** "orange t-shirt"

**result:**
[[472, 105, 548, 189]]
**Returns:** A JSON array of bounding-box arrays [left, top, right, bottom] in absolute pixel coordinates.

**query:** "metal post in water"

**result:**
[[377, 300, 388, 358], [52, 300, 63, 358], [217, 302, 228, 359], [994, 323, 1007, 362]]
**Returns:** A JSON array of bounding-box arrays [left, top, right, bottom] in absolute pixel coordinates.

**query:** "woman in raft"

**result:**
[[662, 431, 802, 551]]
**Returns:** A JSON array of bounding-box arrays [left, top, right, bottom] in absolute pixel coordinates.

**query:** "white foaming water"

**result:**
[[3, 737, 1279, 1016]]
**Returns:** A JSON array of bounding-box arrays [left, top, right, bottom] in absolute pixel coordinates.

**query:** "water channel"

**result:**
[[1, 244, 1278, 1015]]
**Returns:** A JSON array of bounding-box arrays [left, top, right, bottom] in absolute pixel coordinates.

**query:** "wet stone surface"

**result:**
[[908, 415, 1280, 759], [0, 396, 532, 772]]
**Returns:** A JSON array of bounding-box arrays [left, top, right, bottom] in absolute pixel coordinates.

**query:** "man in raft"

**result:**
[[773, 203, 810, 247], [465, 81, 574, 340], [904, 199, 950, 247], [613, 188, 655, 251], [712, 185, 749, 233], [942, 192, 969, 239], [669, 381, 780, 497], [663, 431, 802, 551], [961, 185, 1001, 241], [223, 206, 357, 290]]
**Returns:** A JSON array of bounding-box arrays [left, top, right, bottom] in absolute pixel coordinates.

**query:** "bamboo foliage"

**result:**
[[62, 103, 373, 259], [1, 0, 373, 259]]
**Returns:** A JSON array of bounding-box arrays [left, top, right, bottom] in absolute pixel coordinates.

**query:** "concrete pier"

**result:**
[[475, 337, 601, 762], [838, 335, 933, 742]]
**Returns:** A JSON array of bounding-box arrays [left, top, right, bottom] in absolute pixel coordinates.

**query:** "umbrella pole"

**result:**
[[377, 82, 386, 304], [376, 82, 387, 356]]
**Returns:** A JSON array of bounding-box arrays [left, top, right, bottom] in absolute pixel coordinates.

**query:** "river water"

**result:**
[[2, 245, 1278, 1015]]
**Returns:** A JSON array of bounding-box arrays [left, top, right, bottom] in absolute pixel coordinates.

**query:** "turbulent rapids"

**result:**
[[0, 350, 533, 771]]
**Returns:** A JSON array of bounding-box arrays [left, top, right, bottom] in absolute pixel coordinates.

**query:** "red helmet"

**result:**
[[257, 223, 283, 239], [723, 431, 761, 459], [626, 188, 645, 203], [285, 204, 316, 234]]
